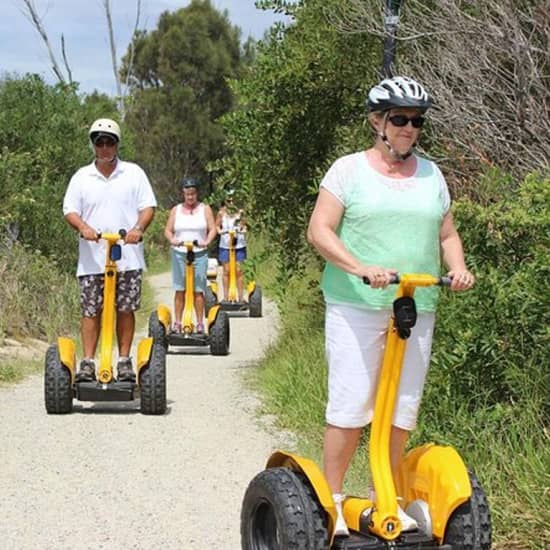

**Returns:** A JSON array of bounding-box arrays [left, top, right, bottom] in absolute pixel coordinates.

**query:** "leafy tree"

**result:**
[[217, 0, 380, 272], [330, 0, 550, 185], [120, 0, 243, 203]]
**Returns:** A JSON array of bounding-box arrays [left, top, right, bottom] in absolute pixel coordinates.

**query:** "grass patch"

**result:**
[[247, 235, 549, 550], [0, 357, 42, 385]]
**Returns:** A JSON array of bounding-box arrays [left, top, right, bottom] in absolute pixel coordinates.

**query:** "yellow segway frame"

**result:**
[[266, 274, 471, 544]]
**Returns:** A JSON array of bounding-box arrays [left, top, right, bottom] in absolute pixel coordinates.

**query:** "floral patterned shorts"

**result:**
[[78, 269, 142, 318]]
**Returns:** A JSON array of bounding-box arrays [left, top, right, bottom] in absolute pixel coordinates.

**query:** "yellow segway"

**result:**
[[240, 273, 491, 549], [213, 227, 262, 317], [149, 241, 230, 355], [44, 230, 166, 415]]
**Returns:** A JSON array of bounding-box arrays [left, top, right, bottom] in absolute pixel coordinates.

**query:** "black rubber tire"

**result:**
[[241, 467, 329, 550], [44, 343, 73, 414], [443, 472, 492, 550], [139, 341, 167, 415], [249, 286, 262, 318], [148, 311, 168, 349], [205, 286, 218, 315], [209, 310, 230, 356]]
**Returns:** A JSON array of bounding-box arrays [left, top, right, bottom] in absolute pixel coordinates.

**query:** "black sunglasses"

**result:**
[[388, 114, 425, 128], [94, 138, 117, 147]]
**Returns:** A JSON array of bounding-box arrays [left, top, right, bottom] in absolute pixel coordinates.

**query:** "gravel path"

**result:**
[[0, 271, 286, 549]]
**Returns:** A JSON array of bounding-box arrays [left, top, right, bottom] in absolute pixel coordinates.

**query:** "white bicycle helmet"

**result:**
[[367, 76, 431, 113], [89, 118, 121, 143]]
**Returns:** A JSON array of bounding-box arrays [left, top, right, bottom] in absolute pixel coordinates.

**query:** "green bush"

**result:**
[[426, 172, 550, 422]]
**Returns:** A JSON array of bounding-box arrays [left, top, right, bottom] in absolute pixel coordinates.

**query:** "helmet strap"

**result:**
[[379, 113, 415, 162], [96, 155, 117, 163]]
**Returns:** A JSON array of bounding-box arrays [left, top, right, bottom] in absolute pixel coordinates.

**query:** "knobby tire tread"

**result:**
[[210, 310, 230, 356], [44, 344, 73, 414], [139, 341, 167, 415], [249, 286, 262, 318], [443, 471, 492, 550], [241, 467, 329, 550]]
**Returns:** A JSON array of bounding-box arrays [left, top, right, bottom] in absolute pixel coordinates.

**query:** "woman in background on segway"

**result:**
[[164, 178, 217, 333], [216, 189, 248, 302], [307, 76, 475, 537]]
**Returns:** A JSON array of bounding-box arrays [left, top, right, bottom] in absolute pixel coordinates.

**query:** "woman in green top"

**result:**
[[307, 76, 475, 536]]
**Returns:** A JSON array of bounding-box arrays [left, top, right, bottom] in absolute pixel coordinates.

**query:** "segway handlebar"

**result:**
[[362, 274, 452, 286], [175, 239, 200, 248], [220, 228, 247, 235], [95, 229, 143, 242]]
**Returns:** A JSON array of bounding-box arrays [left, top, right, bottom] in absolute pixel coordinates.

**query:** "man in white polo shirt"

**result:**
[[63, 118, 157, 383]]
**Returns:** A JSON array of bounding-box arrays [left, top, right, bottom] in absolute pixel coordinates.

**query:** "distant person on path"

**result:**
[[307, 76, 475, 536], [216, 189, 248, 301], [63, 118, 157, 383], [164, 178, 217, 333]]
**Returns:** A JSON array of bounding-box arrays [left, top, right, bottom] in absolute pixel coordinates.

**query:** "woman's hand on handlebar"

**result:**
[[447, 269, 475, 291], [360, 265, 398, 288]]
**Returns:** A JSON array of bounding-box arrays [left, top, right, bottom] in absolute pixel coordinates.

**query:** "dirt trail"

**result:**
[[0, 271, 286, 549]]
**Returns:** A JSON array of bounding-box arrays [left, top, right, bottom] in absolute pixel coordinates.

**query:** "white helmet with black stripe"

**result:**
[[367, 76, 431, 113], [89, 118, 121, 143]]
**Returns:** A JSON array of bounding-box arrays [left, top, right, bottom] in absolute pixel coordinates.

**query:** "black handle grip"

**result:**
[[363, 274, 400, 285], [362, 275, 454, 286]]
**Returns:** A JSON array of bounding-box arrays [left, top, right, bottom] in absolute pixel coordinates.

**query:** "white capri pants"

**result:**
[[325, 303, 435, 431]]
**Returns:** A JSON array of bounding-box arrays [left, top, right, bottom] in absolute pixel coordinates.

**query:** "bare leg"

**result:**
[[174, 290, 184, 323], [116, 311, 135, 357], [81, 316, 100, 358], [323, 424, 363, 493], [195, 292, 205, 323], [236, 263, 244, 302]]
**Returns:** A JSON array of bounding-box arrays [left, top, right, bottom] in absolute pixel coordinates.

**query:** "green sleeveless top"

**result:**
[[320, 152, 450, 312]]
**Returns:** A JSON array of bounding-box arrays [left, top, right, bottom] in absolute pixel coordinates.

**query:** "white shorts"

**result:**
[[325, 303, 435, 430]]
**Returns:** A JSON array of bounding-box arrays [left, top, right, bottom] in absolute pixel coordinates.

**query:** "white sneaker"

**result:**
[[369, 490, 418, 532], [397, 504, 418, 531], [332, 493, 350, 537]]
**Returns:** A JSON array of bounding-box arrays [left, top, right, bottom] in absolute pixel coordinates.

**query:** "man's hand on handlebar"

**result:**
[[80, 224, 100, 242], [124, 227, 143, 245]]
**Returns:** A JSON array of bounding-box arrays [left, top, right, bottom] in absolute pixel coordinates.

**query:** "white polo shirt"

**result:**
[[63, 159, 157, 276]]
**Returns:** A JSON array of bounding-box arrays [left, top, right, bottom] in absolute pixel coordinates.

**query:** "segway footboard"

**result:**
[[75, 381, 136, 401], [332, 532, 452, 549], [219, 299, 249, 312]]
